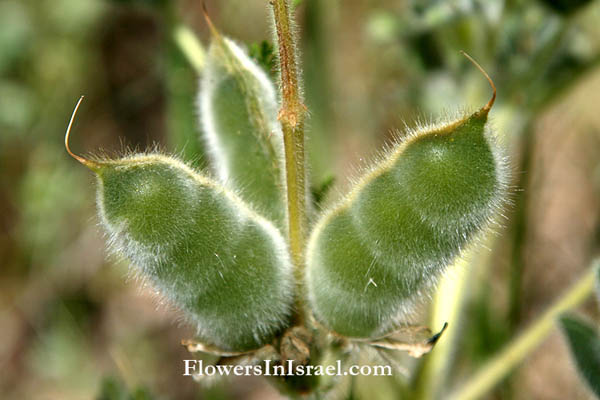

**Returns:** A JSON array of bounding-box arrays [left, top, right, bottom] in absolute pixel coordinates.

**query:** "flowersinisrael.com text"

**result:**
[[183, 360, 392, 377]]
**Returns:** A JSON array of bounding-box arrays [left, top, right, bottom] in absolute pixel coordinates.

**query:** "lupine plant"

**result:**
[[64, 0, 508, 395], [63, 0, 599, 398]]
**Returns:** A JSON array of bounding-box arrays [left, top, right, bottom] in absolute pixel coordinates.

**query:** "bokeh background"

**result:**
[[1, 0, 600, 399]]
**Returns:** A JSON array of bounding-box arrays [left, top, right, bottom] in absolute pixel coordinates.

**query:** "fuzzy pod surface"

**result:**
[[86, 154, 293, 352], [307, 91, 508, 338], [199, 30, 286, 226]]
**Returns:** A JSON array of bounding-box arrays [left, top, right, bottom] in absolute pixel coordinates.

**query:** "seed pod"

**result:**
[[306, 56, 509, 338], [199, 21, 286, 226], [99, 156, 293, 351], [65, 102, 293, 352]]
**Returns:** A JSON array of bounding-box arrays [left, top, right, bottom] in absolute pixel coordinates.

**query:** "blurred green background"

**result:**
[[1, 0, 600, 399]]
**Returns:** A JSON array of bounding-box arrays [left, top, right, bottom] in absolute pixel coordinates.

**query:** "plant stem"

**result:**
[[271, 0, 308, 319], [173, 25, 206, 74], [413, 247, 485, 400], [507, 120, 536, 335], [448, 261, 598, 400]]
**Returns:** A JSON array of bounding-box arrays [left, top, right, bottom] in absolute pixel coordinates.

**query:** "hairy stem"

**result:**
[[448, 261, 598, 400], [271, 0, 307, 320]]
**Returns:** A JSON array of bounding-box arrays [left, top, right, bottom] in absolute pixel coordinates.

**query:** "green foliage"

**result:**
[[307, 107, 507, 337], [97, 376, 154, 400], [93, 155, 293, 351], [559, 266, 600, 399], [248, 40, 277, 78], [105, 0, 167, 7], [200, 31, 286, 227], [538, 0, 595, 14], [559, 315, 600, 398], [310, 175, 335, 207]]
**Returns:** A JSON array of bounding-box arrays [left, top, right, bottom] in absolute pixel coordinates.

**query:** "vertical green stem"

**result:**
[[448, 263, 598, 400], [507, 121, 534, 331], [271, 0, 307, 319]]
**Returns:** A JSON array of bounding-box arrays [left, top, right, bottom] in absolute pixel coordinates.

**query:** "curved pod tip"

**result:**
[[460, 51, 496, 115], [64, 96, 102, 172], [202, 3, 221, 39]]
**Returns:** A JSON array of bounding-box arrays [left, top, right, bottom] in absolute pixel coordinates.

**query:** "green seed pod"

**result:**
[[307, 209, 423, 337], [199, 21, 286, 226], [306, 56, 509, 338], [65, 101, 293, 352]]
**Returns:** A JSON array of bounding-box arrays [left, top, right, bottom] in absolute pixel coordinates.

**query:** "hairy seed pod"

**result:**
[[306, 56, 509, 338], [65, 105, 293, 352], [199, 21, 286, 226], [98, 156, 292, 351]]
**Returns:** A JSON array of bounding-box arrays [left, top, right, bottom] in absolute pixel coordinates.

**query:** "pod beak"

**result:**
[[64, 96, 102, 172], [460, 51, 496, 116]]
